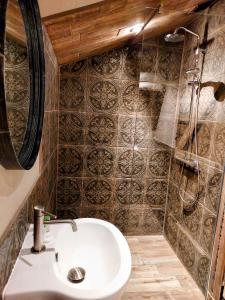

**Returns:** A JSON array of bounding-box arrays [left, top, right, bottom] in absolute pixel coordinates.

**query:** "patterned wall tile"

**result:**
[[84, 146, 115, 177], [57, 177, 82, 210], [50, 112, 58, 154], [134, 117, 150, 148], [167, 182, 182, 221], [122, 45, 141, 81], [140, 45, 157, 82], [182, 202, 203, 241], [148, 148, 171, 178], [177, 229, 196, 276], [164, 214, 179, 249], [194, 252, 210, 294], [115, 179, 144, 206], [204, 168, 223, 214], [59, 112, 84, 145], [118, 115, 136, 147], [199, 208, 217, 256], [0, 205, 28, 295], [137, 86, 154, 116], [144, 179, 167, 207], [87, 76, 119, 114], [57, 209, 80, 220], [142, 209, 164, 234], [86, 113, 118, 146], [120, 81, 139, 115], [61, 60, 87, 77], [83, 178, 114, 207], [113, 209, 130, 233], [118, 116, 150, 148], [88, 48, 123, 79], [127, 208, 145, 235], [116, 148, 146, 178], [58, 145, 83, 177], [113, 208, 142, 235], [40, 112, 50, 168], [156, 46, 182, 85], [202, 30, 225, 82], [7, 108, 28, 153], [211, 123, 225, 168], [60, 76, 86, 111]]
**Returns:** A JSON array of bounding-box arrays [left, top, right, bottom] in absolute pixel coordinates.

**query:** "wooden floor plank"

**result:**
[[124, 236, 204, 300]]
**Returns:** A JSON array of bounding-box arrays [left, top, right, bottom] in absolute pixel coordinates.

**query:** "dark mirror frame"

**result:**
[[0, 0, 45, 170]]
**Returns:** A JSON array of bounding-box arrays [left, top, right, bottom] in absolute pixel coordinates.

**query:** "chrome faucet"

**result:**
[[32, 205, 77, 253]]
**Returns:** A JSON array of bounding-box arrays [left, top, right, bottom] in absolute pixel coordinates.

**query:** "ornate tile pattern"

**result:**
[[87, 114, 117, 146], [116, 148, 146, 178], [83, 178, 113, 206], [58, 146, 83, 177], [142, 209, 164, 234], [59, 112, 84, 145], [177, 230, 196, 275], [145, 179, 167, 207], [115, 179, 144, 205], [88, 77, 119, 113], [195, 253, 210, 294], [57, 41, 183, 238], [148, 149, 171, 178], [60, 77, 85, 111], [85, 147, 115, 177], [200, 209, 217, 256], [61, 60, 87, 77], [57, 177, 82, 210], [164, 214, 179, 249], [157, 46, 182, 84], [182, 203, 203, 241], [89, 48, 123, 79], [122, 45, 141, 81]]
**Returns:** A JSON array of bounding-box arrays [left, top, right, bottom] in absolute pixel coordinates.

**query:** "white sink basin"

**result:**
[[3, 218, 131, 300]]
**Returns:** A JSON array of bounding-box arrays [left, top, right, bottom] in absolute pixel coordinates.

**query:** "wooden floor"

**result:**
[[122, 236, 204, 300]]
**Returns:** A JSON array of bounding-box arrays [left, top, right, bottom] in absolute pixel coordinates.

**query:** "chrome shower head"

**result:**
[[164, 32, 185, 43], [165, 27, 200, 43]]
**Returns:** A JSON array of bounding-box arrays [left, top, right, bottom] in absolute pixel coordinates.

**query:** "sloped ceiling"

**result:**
[[40, 0, 211, 65]]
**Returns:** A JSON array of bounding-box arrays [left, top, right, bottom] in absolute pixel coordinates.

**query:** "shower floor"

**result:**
[[122, 235, 204, 300]]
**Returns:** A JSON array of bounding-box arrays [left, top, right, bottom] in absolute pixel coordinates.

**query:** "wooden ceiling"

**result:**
[[43, 0, 211, 65]]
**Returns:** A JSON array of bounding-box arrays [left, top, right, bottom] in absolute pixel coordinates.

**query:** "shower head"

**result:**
[[164, 32, 185, 43], [164, 27, 200, 43]]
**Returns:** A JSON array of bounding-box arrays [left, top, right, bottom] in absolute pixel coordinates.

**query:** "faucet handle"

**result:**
[[34, 205, 57, 219], [42, 210, 57, 220]]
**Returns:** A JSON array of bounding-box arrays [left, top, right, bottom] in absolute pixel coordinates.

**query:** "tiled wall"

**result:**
[[57, 40, 183, 235], [0, 27, 59, 296], [4, 37, 29, 154], [164, 1, 225, 296]]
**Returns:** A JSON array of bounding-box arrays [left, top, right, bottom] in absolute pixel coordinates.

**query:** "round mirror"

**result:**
[[0, 0, 45, 170]]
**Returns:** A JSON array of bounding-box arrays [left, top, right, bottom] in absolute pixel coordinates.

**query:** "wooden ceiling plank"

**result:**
[[44, 0, 211, 65]]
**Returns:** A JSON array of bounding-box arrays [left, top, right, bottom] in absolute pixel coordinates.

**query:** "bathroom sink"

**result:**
[[3, 218, 131, 300]]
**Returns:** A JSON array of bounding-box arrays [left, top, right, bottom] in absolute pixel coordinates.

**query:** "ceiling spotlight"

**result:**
[[130, 23, 143, 34]]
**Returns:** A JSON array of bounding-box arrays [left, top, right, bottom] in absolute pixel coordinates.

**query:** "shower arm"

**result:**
[[175, 27, 200, 65]]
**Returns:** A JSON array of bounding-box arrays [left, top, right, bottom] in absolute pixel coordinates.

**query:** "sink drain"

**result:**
[[67, 267, 85, 283]]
